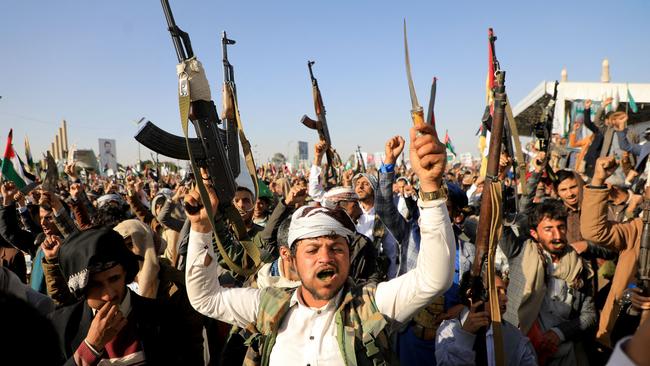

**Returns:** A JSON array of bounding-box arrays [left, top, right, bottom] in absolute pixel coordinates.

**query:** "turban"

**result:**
[[96, 193, 125, 208], [321, 187, 359, 209], [288, 206, 356, 248]]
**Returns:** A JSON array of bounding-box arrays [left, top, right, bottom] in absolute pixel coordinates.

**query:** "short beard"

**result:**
[[296, 270, 345, 302]]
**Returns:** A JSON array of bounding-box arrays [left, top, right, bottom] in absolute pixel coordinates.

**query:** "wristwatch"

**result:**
[[418, 184, 448, 201]]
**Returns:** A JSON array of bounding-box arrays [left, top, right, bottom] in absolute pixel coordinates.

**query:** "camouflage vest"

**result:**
[[242, 281, 396, 366]]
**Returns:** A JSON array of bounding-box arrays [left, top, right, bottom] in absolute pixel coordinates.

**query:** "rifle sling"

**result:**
[[226, 83, 260, 201], [178, 70, 260, 277], [505, 96, 527, 196], [487, 180, 505, 366]]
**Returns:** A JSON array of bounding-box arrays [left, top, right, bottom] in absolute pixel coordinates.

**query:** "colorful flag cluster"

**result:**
[[1, 129, 35, 189]]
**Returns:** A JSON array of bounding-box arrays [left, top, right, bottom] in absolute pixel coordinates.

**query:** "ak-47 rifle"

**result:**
[[300, 61, 341, 186], [220, 31, 240, 178], [356, 145, 366, 173], [467, 28, 507, 366], [534, 81, 559, 181], [135, 0, 260, 276]]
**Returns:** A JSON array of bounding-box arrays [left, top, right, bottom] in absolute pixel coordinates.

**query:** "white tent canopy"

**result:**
[[513, 81, 650, 136]]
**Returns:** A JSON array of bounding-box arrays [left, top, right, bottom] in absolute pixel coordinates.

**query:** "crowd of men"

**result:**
[[1, 100, 650, 365]]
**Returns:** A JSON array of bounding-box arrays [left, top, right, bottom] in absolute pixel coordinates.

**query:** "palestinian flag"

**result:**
[[444, 130, 456, 156], [1, 129, 35, 189]]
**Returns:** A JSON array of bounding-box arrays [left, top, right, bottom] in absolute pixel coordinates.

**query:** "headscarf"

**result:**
[[288, 206, 356, 248], [96, 193, 125, 208], [113, 219, 160, 299], [321, 187, 359, 209], [59, 227, 139, 298], [352, 173, 378, 193]]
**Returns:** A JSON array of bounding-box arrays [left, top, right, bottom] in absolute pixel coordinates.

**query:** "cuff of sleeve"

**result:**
[[379, 163, 395, 173], [453, 326, 477, 349], [417, 197, 446, 209], [550, 327, 566, 342], [585, 185, 608, 191], [18, 206, 28, 213], [607, 336, 635, 366], [76, 339, 103, 364]]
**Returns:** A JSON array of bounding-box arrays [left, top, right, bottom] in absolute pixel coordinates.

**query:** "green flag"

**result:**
[[627, 85, 638, 113]]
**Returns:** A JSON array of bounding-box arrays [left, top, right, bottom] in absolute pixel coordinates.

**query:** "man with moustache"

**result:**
[[499, 199, 596, 366], [185, 123, 456, 365], [233, 186, 264, 236]]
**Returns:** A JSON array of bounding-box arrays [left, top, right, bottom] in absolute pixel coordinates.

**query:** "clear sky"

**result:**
[[1, 0, 649, 166]]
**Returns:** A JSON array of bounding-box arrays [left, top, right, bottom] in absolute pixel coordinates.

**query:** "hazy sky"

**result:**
[[2, 0, 649, 166]]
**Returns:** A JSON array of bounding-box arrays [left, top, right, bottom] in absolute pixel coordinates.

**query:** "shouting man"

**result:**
[[185, 123, 455, 365]]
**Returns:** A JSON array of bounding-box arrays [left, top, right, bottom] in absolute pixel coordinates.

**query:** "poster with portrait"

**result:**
[[98, 138, 117, 175]]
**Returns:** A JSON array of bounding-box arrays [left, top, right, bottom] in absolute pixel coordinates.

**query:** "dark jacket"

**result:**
[[583, 107, 608, 178], [50, 290, 200, 366], [0, 203, 40, 256], [617, 128, 650, 172]]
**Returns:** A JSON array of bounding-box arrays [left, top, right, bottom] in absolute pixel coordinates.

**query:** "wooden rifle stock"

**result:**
[[471, 71, 506, 279]]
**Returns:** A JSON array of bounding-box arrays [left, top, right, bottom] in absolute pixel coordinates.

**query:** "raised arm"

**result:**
[[375, 135, 410, 243], [308, 141, 327, 201], [184, 186, 261, 327], [375, 124, 455, 322], [580, 157, 639, 253], [583, 100, 600, 134]]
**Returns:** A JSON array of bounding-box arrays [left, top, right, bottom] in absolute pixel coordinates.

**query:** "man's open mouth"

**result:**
[[317, 268, 337, 281]]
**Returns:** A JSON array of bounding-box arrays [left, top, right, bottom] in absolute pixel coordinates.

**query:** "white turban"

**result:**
[[288, 206, 356, 248]]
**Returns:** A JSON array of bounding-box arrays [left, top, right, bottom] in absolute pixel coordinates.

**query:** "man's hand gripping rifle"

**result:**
[[135, 0, 260, 276], [534, 80, 559, 181], [300, 61, 341, 187]]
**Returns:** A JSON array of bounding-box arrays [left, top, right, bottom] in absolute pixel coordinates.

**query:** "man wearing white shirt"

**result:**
[[185, 123, 455, 365]]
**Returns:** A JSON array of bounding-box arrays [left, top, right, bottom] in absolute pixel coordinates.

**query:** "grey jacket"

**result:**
[[498, 222, 596, 342]]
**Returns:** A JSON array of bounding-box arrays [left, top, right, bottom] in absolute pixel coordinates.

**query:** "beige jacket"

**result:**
[[580, 186, 641, 347]]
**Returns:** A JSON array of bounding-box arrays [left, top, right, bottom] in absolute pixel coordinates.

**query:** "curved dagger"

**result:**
[[403, 19, 425, 126]]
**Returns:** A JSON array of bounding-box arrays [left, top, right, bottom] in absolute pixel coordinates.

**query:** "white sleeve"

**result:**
[[375, 198, 455, 323], [606, 337, 637, 366], [308, 164, 325, 201], [185, 230, 261, 328]]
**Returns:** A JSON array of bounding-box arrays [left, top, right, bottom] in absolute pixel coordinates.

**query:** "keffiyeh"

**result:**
[[288, 206, 356, 248]]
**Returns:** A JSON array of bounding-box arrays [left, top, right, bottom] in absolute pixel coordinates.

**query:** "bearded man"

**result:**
[[499, 199, 596, 366], [185, 124, 455, 365]]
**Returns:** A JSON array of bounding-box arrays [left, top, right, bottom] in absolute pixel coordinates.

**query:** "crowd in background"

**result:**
[[1, 98, 649, 365]]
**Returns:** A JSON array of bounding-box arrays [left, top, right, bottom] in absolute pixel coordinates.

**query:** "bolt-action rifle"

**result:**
[[466, 28, 507, 366]]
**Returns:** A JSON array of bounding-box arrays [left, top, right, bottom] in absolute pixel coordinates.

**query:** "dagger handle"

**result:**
[[411, 108, 425, 127]]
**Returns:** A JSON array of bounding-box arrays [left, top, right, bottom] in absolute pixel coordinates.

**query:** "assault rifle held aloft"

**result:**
[[534, 80, 559, 181], [135, 0, 245, 235], [300, 61, 341, 186], [220, 31, 240, 178], [465, 27, 507, 366], [356, 145, 366, 173]]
